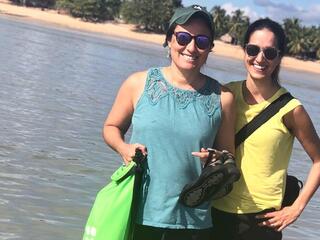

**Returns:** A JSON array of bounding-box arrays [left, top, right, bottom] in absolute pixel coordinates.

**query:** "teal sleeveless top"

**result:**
[[130, 68, 221, 229]]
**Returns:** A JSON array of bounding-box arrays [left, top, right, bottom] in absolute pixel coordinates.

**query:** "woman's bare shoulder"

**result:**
[[121, 70, 149, 106], [125, 70, 148, 87]]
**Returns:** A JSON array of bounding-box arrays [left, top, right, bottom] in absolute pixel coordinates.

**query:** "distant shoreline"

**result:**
[[0, 1, 319, 75]]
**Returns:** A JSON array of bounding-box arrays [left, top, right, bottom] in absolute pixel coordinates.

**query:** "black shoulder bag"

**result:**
[[235, 92, 303, 207]]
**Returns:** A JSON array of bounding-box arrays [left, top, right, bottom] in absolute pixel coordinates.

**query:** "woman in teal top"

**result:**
[[103, 5, 235, 240]]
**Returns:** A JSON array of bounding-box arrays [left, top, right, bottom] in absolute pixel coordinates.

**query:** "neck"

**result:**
[[163, 65, 204, 90], [244, 75, 280, 104]]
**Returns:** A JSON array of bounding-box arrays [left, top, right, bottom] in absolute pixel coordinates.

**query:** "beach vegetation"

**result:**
[[55, 0, 121, 22], [211, 10, 319, 61], [7, 0, 320, 60], [10, 0, 56, 8], [211, 6, 230, 38], [227, 9, 249, 46], [120, 0, 182, 33], [283, 18, 320, 60]]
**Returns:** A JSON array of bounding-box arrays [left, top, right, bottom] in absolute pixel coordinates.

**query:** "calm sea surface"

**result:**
[[0, 15, 319, 240]]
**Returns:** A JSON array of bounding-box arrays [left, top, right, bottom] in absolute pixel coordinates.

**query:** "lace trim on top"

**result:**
[[145, 68, 220, 116]]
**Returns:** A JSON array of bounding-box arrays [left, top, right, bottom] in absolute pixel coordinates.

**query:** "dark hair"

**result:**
[[243, 18, 286, 85]]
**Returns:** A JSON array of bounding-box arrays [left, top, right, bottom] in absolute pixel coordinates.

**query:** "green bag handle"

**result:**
[[111, 161, 137, 182]]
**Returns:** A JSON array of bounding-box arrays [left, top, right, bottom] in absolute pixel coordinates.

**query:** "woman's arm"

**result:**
[[103, 71, 148, 165], [287, 106, 320, 214], [258, 105, 320, 231], [192, 85, 235, 160], [213, 85, 236, 154]]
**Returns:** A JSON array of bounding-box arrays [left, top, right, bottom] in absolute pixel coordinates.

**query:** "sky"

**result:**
[[182, 0, 320, 26]]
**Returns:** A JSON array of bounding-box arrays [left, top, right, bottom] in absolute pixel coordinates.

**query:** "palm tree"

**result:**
[[210, 6, 229, 38], [286, 30, 304, 56], [121, 0, 181, 32], [228, 9, 249, 45], [283, 18, 301, 54], [283, 18, 301, 35], [315, 27, 320, 59], [283, 18, 311, 58], [303, 26, 320, 60]]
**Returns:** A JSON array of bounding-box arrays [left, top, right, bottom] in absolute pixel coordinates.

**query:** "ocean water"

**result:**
[[0, 15, 319, 239]]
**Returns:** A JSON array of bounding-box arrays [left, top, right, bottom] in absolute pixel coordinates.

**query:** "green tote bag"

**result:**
[[83, 153, 143, 240]]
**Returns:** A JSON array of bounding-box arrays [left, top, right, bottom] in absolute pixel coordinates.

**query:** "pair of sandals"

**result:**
[[179, 148, 240, 207]]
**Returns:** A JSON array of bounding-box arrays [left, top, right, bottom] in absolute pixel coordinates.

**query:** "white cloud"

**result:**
[[254, 0, 298, 11], [254, 0, 320, 25], [221, 2, 259, 22], [221, 3, 237, 15], [294, 4, 320, 26], [241, 6, 260, 22]]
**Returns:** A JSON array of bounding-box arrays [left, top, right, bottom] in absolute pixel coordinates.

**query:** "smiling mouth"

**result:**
[[253, 63, 267, 71], [181, 53, 198, 61]]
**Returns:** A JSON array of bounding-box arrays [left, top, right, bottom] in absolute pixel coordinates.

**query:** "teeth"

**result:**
[[181, 53, 197, 61], [253, 64, 266, 70]]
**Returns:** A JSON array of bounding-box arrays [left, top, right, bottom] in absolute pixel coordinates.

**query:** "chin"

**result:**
[[249, 68, 270, 80], [178, 63, 199, 70], [251, 74, 271, 81]]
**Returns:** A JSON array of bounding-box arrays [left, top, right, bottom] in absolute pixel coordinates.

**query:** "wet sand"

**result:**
[[0, 1, 319, 74]]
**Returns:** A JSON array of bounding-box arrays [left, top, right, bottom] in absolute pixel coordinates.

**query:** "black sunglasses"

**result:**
[[174, 32, 211, 50], [245, 44, 280, 60]]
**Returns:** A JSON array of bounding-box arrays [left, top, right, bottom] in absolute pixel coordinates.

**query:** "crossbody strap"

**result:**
[[235, 92, 294, 148]]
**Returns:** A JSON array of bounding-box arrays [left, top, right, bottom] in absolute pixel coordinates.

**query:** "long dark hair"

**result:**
[[243, 18, 286, 85]]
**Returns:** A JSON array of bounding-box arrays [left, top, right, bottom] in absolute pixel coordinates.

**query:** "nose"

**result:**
[[186, 38, 197, 52], [255, 50, 265, 62]]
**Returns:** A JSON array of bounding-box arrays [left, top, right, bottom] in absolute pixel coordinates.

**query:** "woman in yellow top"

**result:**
[[194, 18, 320, 240]]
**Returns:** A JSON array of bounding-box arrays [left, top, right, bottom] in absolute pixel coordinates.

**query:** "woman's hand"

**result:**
[[193, 148, 235, 166], [192, 148, 210, 165], [256, 205, 302, 231], [118, 143, 147, 165]]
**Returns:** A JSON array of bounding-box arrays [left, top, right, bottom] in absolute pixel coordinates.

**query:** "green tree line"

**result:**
[[9, 0, 320, 60], [211, 6, 320, 60]]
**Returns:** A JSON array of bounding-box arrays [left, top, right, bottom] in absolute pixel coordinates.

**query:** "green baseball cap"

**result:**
[[164, 5, 214, 47]]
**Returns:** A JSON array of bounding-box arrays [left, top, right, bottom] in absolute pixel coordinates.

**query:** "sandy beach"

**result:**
[[0, 1, 319, 74]]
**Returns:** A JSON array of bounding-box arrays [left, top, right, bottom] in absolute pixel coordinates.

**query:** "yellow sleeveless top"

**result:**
[[213, 81, 301, 213]]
